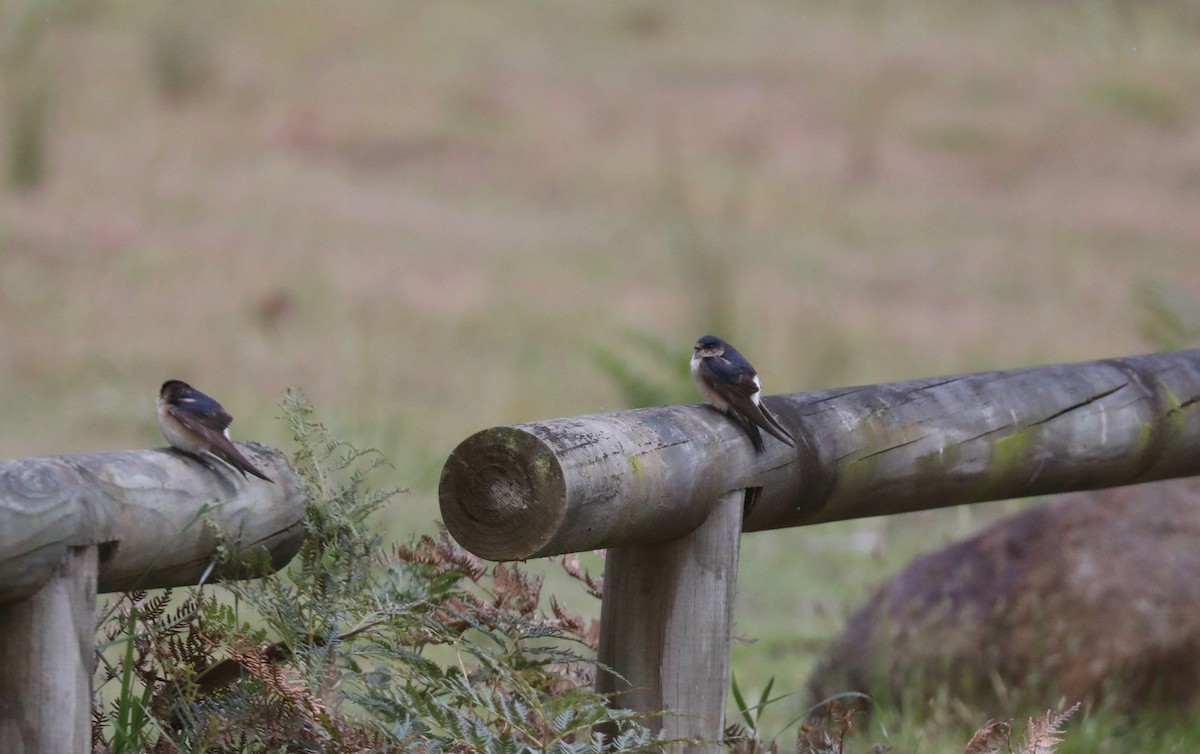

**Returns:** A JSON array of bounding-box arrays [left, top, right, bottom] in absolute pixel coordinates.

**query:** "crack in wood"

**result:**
[[806, 388, 869, 406], [958, 423, 1017, 444], [656, 438, 694, 451], [1169, 394, 1200, 413], [852, 434, 928, 462], [1026, 383, 1127, 427], [911, 377, 965, 392]]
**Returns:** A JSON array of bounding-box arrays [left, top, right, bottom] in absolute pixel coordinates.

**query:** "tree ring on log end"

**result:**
[[438, 426, 566, 561], [0, 459, 72, 515]]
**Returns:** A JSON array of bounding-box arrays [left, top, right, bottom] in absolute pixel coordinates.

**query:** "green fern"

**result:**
[[592, 331, 695, 408], [96, 388, 666, 753], [1134, 278, 1200, 350]]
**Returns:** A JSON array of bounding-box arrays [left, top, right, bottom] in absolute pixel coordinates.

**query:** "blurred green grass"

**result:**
[[3, 0, 1200, 750]]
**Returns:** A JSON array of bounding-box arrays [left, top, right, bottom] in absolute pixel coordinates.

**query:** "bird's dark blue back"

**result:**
[[717, 341, 754, 372], [179, 387, 227, 417]]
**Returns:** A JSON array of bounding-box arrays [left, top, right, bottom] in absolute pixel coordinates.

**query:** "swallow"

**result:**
[[157, 379, 274, 482], [691, 334, 796, 453]]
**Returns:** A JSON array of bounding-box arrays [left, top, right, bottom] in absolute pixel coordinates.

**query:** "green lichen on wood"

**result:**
[[841, 413, 933, 483], [478, 427, 561, 486], [965, 428, 1033, 501], [839, 440, 880, 493], [913, 441, 961, 477], [532, 452, 555, 480], [627, 453, 644, 483], [1136, 419, 1159, 462], [1137, 381, 1192, 465], [1158, 383, 1190, 432], [1160, 383, 1182, 412], [992, 430, 1031, 469], [484, 426, 524, 452]]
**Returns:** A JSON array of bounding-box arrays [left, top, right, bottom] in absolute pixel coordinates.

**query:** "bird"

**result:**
[[157, 379, 274, 482], [691, 334, 796, 453]]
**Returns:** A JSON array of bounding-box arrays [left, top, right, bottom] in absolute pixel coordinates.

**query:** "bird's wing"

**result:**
[[169, 394, 234, 432], [210, 439, 274, 482], [740, 399, 795, 448], [167, 403, 232, 442], [169, 403, 273, 482], [757, 398, 796, 445], [699, 357, 761, 400], [700, 358, 795, 449], [727, 409, 766, 453]]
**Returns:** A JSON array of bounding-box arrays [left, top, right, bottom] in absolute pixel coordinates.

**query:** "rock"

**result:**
[[806, 478, 1200, 717]]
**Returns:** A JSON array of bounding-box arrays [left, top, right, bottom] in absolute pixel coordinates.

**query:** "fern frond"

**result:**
[[965, 719, 1010, 754], [1018, 703, 1080, 754]]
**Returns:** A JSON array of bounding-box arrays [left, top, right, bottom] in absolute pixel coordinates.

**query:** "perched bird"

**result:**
[[691, 334, 796, 453], [157, 380, 274, 482]]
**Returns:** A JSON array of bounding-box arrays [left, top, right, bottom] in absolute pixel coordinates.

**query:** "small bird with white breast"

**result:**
[[157, 379, 274, 483], [691, 334, 796, 453]]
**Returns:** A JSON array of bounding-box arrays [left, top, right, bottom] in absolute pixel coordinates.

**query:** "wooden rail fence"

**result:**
[[439, 349, 1200, 753], [3, 350, 1197, 753], [0, 442, 306, 754]]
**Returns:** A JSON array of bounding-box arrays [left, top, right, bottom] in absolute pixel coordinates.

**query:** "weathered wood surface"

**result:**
[[440, 349, 1200, 560], [596, 491, 743, 751], [0, 545, 97, 754], [0, 442, 306, 603]]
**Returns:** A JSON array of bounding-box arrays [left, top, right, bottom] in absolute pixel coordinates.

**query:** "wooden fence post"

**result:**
[[0, 545, 98, 754], [596, 490, 744, 751], [439, 349, 1200, 742], [0, 443, 307, 754]]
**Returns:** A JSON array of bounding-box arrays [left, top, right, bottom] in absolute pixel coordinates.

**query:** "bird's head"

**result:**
[[693, 335, 725, 359], [159, 379, 194, 402]]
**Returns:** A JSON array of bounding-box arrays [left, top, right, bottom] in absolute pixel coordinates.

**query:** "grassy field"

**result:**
[[4, 0, 1200, 750]]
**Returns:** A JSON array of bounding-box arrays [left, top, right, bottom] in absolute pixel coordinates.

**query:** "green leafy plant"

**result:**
[[93, 388, 664, 753], [727, 679, 874, 754], [1134, 278, 1200, 350], [104, 601, 158, 753], [592, 330, 695, 408]]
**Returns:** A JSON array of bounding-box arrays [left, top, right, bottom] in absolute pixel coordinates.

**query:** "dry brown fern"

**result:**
[[1018, 703, 1080, 754], [964, 719, 1010, 754], [724, 722, 779, 754], [796, 701, 857, 754], [553, 553, 604, 600]]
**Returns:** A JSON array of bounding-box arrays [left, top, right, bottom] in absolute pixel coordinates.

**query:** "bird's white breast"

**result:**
[[691, 355, 730, 412], [156, 399, 208, 454]]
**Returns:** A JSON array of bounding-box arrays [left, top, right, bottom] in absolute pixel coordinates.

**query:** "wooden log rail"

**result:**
[[439, 349, 1200, 752], [0, 442, 306, 754]]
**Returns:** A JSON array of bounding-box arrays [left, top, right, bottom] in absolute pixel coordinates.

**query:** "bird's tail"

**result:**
[[217, 446, 275, 483], [728, 411, 766, 453]]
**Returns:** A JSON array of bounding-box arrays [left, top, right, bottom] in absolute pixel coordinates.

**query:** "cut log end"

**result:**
[[439, 426, 567, 560]]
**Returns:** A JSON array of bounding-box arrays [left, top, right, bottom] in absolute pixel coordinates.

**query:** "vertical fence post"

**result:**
[[596, 490, 744, 752], [0, 545, 98, 754]]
